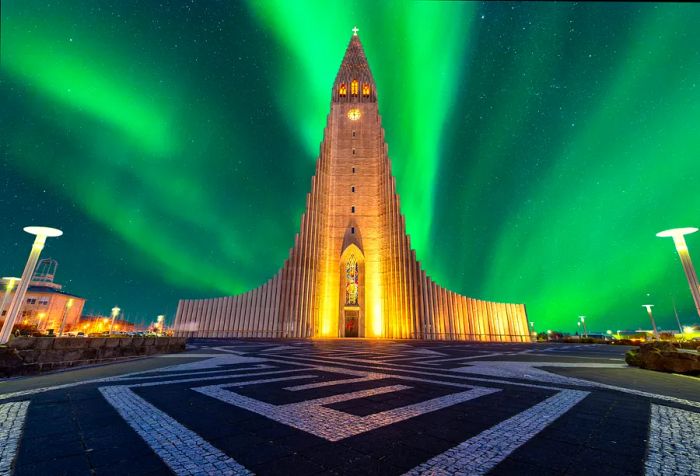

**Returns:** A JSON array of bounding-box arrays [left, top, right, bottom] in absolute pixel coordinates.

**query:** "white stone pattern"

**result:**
[[265, 353, 700, 410], [0, 401, 30, 476], [645, 404, 700, 476], [99, 386, 252, 476], [453, 361, 626, 386], [404, 389, 590, 476], [195, 381, 499, 442]]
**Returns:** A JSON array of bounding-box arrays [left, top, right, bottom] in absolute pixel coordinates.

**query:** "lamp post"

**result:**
[[529, 321, 535, 338], [642, 304, 659, 338], [58, 298, 74, 337], [671, 297, 683, 333], [0, 227, 63, 345], [657, 228, 700, 318], [109, 306, 120, 335], [0, 277, 20, 323], [579, 316, 588, 338]]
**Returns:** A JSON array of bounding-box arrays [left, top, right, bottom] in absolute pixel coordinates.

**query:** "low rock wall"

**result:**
[[625, 341, 700, 375], [0, 336, 187, 377]]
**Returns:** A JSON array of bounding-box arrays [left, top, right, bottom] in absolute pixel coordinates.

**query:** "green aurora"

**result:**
[[1, 1, 699, 332]]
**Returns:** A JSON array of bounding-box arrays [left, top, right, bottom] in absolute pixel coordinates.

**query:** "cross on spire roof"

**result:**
[[352, 26, 359, 36]]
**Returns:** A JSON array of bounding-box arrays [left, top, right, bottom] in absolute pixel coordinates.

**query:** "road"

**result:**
[[0, 340, 698, 475]]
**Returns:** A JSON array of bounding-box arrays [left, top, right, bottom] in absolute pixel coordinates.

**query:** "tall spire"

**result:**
[[333, 27, 376, 103]]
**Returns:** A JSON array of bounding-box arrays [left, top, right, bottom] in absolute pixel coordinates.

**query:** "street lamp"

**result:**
[[546, 329, 552, 341], [657, 227, 700, 318], [0, 227, 62, 344], [58, 298, 74, 337], [0, 277, 20, 323], [109, 306, 121, 335], [642, 304, 659, 338], [579, 316, 588, 338]]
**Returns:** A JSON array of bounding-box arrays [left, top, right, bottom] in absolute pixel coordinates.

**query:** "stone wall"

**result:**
[[0, 336, 187, 376]]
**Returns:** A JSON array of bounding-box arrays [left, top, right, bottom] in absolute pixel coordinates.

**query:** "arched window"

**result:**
[[362, 83, 370, 97], [339, 83, 347, 96], [351, 80, 359, 96], [345, 254, 359, 305]]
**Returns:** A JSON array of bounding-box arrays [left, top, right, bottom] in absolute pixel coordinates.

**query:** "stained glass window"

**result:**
[[339, 83, 347, 96], [362, 83, 370, 96], [351, 80, 359, 95], [345, 254, 358, 305]]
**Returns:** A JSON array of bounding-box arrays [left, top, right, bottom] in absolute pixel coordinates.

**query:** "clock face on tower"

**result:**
[[347, 108, 361, 121]]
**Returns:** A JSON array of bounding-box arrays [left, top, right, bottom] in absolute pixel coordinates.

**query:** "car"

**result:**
[[76, 332, 86, 337]]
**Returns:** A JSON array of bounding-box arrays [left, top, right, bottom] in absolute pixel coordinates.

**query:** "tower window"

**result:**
[[351, 80, 359, 96], [352, 148, 355, 155], [352, 130, 356, 137], [352, 167, 355, 173], [351, 227, 355, 234], [351, 186, 355, 192], [351, 206, 355, 213], [362, 83, 370, 96], [345, 254, 358, 305], [339, 83, 347, 96]]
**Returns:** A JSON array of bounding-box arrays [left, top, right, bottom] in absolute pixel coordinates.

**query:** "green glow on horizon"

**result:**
[[2, 2, 700, 331]]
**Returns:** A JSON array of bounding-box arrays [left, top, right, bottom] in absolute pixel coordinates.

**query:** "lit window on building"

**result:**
[[345, 254, 358, 305], [339, 83, 347, 96], [351, 80, 359, 96], [362, 83, 370, 96]]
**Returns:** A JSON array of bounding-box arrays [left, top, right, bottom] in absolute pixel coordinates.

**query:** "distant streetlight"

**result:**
[[109, 306, 121, 335], [0, 227, 63, 344], [642, 304, 659, 338], [657, 227, 700, 318], [58, 298, 74, 337], [579, 316, 588, 338], [546, 329, 552, 341], [0, 277, 20, 324]]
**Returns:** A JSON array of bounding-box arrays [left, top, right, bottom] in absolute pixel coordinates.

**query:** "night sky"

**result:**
[[2, 1, 699, 332]]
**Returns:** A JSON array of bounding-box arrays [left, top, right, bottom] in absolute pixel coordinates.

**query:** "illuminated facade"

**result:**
[[174, 32, 530, 341], [0, 263, 85, 333]]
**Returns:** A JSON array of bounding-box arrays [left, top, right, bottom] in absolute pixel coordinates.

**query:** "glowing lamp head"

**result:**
[[23, 226, 63, 237], [656, 227, 698, 238], [111, 306, 121, 317], [2, 277, 20, 290]]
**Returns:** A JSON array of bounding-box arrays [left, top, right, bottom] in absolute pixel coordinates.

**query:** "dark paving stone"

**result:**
[[5, 339, 697, 476], [14, 454, 92, 476]]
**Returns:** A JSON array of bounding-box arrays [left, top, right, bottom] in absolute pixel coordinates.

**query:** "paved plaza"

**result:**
[[0, 340, 699, 475]]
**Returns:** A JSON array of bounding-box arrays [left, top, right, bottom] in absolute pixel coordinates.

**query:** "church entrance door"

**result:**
[[344, 310, 359, 337]]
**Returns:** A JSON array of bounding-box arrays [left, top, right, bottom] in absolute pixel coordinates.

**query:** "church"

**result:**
[[174, 30, 530, 341]]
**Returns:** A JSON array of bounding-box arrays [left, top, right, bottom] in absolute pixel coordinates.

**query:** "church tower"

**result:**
[[174, 30, 530, 341]]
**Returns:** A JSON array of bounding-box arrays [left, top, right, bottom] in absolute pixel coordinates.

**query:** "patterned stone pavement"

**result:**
[[0, 340, 698, 475]]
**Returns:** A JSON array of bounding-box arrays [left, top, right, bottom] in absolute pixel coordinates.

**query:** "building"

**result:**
[[0, 259, 85, 333], [174, 31, 530, 341]]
